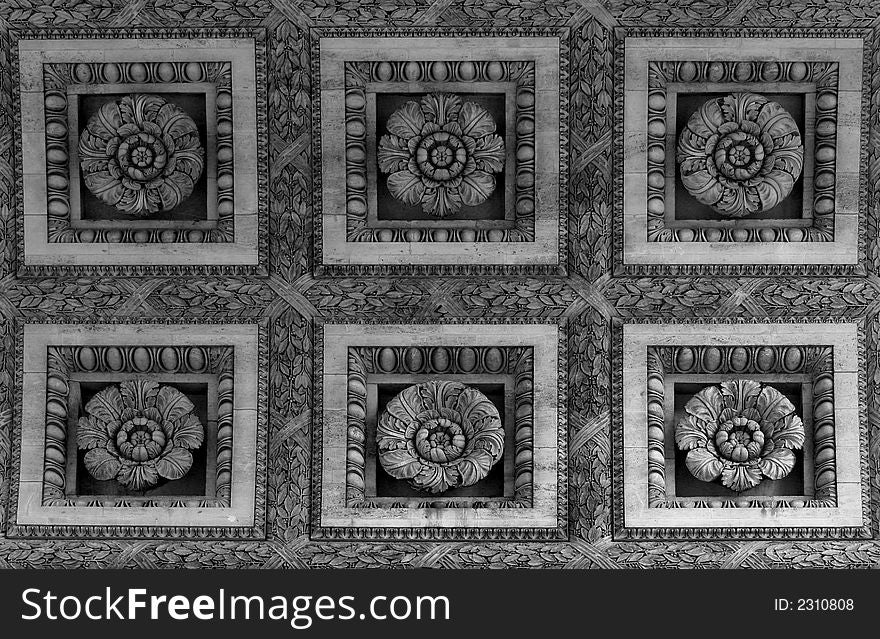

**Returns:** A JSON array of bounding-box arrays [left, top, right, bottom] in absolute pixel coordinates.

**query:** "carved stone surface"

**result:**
[[0, 1, 878, 570], [17, 33, 267, 274], [77, 379, 206, 490], [314, 322, 564, 540], [674, 380, 806, 491], [377, 93, 507, 219], [8, 323, 266, 539], [677, 93, 805, 217], [317, 34, 564, 272], [621, 35, 863, 270], [78, 94, 206, 216], [618, 322, 865, 540], [376, 381, 504, 493]]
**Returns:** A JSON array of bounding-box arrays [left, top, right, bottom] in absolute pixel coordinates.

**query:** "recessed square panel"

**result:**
[[18, 33, 266, 272], [615, 322, 868, 540], [347, 347, 532, 507], [8, 322, 267, 538], [313, 322, 566, 539], [317, 34, 565, 271], [68, 86, 219, 227], [621, 36, 863, 269]]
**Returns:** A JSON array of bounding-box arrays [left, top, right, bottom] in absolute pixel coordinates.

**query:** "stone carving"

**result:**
[[377, 93, 506, 218], [677, 93, 804, 217], [78, 94, 206, 216], [0, 13, 874, 570], [636, 56, 842, 250], [342, 343, 538, 517], [76, 379, 205, 490], [336, 55, 546, 251], [376, 380, 504, 493], [674, 379, 806, 492], [34, 50, 256, 255]]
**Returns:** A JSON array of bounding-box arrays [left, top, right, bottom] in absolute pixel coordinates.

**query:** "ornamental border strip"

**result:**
[[646, 344, 837, 508], [41, 61, 236, 244], [610, 318, 872, 541], [42, 345, 235, 508], [611, 26, 873, 277], [310, 26, 570, 277], [310, 318, 568, 541], [646, 60, 838, 243], [345, 344, 535, 508], [9, 27, 270, 278], [4, 318, 270, 540]]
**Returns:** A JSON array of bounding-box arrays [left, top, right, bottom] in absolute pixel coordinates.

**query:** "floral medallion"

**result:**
[[674, 380, 806, 492], [76, 379, 205, 491], [377, 93, 506, 218], [78, 94, 205, 216], [677, 92, 804, 217], [376, 380, 504, 493]]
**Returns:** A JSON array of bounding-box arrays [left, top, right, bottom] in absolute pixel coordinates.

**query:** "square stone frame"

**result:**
[[15, 29, 268, 275], [346, 345, 534, 508], [613, 321, 869, 541], [7, 321, 268, 539], [313, 321, 567, 540], [315, 29, 567, 275], [41, 345, 234, 508], [346, 61, 533, 240], [646, 344, 836, 508], [651, 65, 833, 240], [617, 30, 868, 276], [62, 79, 225, 232]]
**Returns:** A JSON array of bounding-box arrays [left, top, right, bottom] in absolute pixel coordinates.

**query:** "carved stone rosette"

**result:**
[[342, 59, 537, 243], [677, 93, 804, 218], [643, 59, 840, 243], [41, 60, 237, 244], [42, 344, 234, 508], [377, 93, 506, 219], [674, 379, 806, 492], [78, 94, 206, 216], [76, 379, 205, 491], [645, 344, 838, 510], [376, 380, 504, 494]]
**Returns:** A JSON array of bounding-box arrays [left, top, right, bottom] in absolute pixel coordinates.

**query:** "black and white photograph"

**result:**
[[0, 0, 877, 634]]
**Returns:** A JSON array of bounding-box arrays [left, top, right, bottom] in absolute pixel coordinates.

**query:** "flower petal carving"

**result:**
[[458, 101, 497, 137], [422, 186, 463, 218], [77, 414, 113, 450], [675, 414, 711, 450], [82, 447, 122, 481], [676, 92, 804, 217], [759, 447, 796, 480], [721, 463, 763, 492], [685, 447, 724, 482], [674, 380, 806, 493], [756, 384, 798, 430], [459, 171, 496, 207], [79, 94, 205, 216], [169, 413, 205, 450], [385, 100, 426, 138], [472, 134, 506, 173], [154, 446, 194, 481], [84, 384, 124, 425], [377, 134, 411, 174], [377, 92, 506, 218], [376, 381, 504, 494], [76, 379, 204, 491], [116, 461, 160, 492], [768, 413, 807, 450], [386, 170, 427, 207]]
